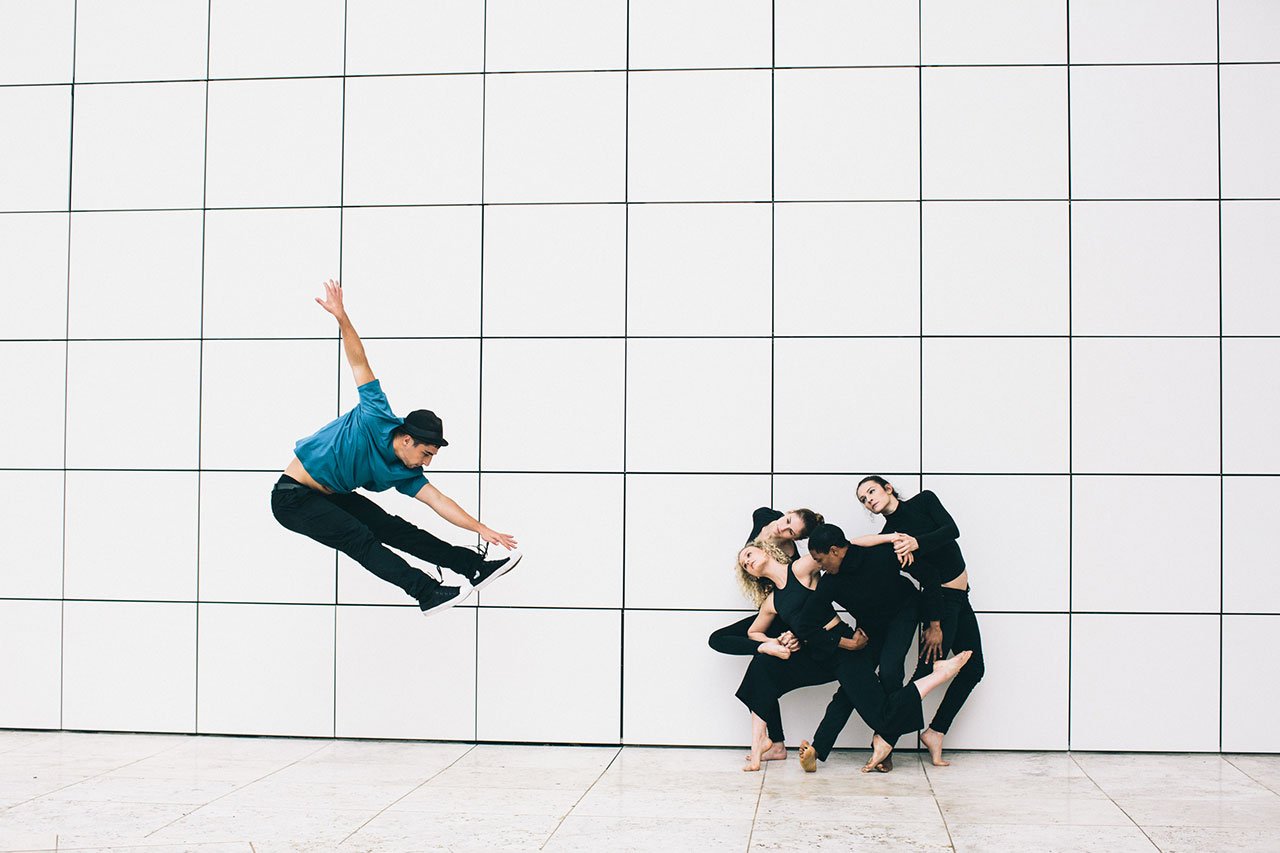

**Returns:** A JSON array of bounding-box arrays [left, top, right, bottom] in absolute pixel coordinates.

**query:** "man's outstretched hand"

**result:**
[[479, 525, 519, 551], [315, 279, 347, 319]]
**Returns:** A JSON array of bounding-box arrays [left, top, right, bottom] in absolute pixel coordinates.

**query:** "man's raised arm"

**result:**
[[315, 279, 375, 386]]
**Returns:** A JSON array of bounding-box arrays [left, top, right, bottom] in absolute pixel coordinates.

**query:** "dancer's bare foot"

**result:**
[[758, 641, 791, 660], [861, 734, 893, 773], [921, 727, 949, 767], [743, 742, 787, 762], [933, 649, 972, 682], [744, 736, 773, 772], [798, 740, 817, 773]]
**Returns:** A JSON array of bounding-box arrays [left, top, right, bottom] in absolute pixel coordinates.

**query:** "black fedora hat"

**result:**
[[400, 409, 448, 447]]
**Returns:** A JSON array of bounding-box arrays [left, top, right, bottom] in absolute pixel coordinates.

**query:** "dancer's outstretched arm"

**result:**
[[315, 279, 375, 386], [415, 483, 518, 550]]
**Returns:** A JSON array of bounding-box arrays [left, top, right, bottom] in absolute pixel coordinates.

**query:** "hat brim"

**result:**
[[400, 427, 448, 447]]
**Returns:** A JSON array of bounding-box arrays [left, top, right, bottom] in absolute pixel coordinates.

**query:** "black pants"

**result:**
[[808, 600, 922, 761], [908, 586, 985, 734], [708, 614, 790, 656], [270, 477, 482, 602]]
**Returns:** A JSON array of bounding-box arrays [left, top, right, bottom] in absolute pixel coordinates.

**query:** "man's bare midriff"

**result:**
[[942, 569, 969, 591], [284, 457, 334, 494]]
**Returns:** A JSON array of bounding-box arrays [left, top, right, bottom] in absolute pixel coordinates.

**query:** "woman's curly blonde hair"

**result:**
[[735, 539, 793, 607]]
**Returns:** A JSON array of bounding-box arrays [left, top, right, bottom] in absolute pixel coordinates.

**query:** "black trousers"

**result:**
[[708, 614, 790, 656], [809, 600, 922, 760], [908, 586, 985, 734], [270, 477, 483, 602]]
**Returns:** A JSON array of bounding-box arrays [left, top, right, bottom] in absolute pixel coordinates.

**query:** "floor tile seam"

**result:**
[[333, 742, 478, 847], [536, 745, 624, 850], [918, 753, 958, 851], [1067, 752, 1162, 850], [742, 752, 769, 853], [0, 740, 192, 816], [1221, 755, 1280, 798], [139, 741, 333, 840]]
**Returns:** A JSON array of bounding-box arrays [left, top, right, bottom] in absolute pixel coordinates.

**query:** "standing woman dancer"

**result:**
[[857, 476, 985, 766], [735, 540, 971, 772], [708, 507, 823, 761]]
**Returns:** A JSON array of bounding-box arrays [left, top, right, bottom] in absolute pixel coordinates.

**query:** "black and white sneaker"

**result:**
[[418, 584, 472, 617], [470, 551, 523, 593]]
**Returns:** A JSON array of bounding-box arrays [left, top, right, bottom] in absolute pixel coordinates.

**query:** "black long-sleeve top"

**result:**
[[879, 490, 965, 624], [816, 543, 918, 641], [749, 507, 783, 543]]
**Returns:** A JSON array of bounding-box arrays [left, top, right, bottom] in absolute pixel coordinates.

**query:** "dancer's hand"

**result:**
[[778, 631, 801, 653], [478, 525, 518, 551], [840, 628, 869, 651], [897, 551, 915, 569], [892, 533, 918, 557], [920, 622, 943, 663], [315, 279, 346, 319]]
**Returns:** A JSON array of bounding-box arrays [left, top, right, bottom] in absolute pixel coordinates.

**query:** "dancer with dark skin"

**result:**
[[735, 540, 972, 772], [858, 476, 985, 766]]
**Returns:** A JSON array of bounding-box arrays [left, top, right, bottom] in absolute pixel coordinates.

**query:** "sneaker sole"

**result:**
[[420, 584, 474, 617], [472, 551, 523, 594]]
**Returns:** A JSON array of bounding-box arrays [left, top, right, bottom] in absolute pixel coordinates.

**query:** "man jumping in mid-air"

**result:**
[[271, 280, 521, 615]]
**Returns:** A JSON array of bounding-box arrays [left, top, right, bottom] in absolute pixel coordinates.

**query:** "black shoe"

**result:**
[[418, 584, 472, 617], [470, 551, 523, 593]]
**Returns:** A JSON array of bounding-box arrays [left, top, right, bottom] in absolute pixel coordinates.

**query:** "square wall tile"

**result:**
[[336, 472, 479, 603], [487, 0, 625, 71], [1071, 614, 1218, 751], [201, 471, 335, 604], [1072, 476, 1220, 613], [336, 605, 475, 740], [627, 339, 771, 473], [343, 75, 482, 206], [623, 610, 767, 746], [774, 202, 919, 336], [1069, 0, 1217, 63], [0, 600, 61, 729], [1071, 202, 1219, 336], [624, 474, 772, 610], [0, 86, 70, 210], [340, 206, 480, 338], [484, 72, 625, 203], [69, 211, 203, 339], [1223, 202, 1280, 335], [0, 471, 63, 599], [627, 204, 770, 336], [63, 602, 196, 733], [629, 70, 770, 202], [65, 472, 199, 602], [199, 339, 338, 471], [922, 0, 1066, 64], [481, 339, 623, 472], [775, 0, 918, 67], [65, 341, 200, 469], [923, 613, 1068, 750], [774, 338, 922, 474], [0, 342, 65, 468], [75, 0, 208, 82], [924, 476, 1069, 612], [1221, 64, 1280, 199], [483, 204, 625, 336], [0, 0, 74, 84], [71, 82, 206, 210], [476, 608, 620, 743], [922, 201, 1068, 335], [208, 0, 344, 78], [1221, 0, 1280, 62], [198, 603, 335, 736], [202, 208, 341, 338], [773, 473, 922, 542], [630, 0, 770, 69], [923, 338, 1069, 473], [1224, 339, 1280, 474], [0, 213, 68, 339], [478, 474, 622, 608], [922, 67, 1067, 200], [1223, 477, 1280, 613], [338, 338, 480, 472], [1070, 66, 1218, 200], [1223, 616, 1280, 752], [777, 68, 920, 204], [1072, 338, 1219, 474], [345, 0, 484, 74], [205, 78, 343, 207]]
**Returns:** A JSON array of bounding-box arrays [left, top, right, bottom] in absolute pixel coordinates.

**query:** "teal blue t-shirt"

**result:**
[[293, 379, 429, 497]]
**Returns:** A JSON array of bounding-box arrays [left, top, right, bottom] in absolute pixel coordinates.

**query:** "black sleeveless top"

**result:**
[[773, 565, 840, 644]]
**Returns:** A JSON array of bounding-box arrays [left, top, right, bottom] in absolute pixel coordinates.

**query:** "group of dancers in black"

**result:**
[[712, 479, 984, 773]]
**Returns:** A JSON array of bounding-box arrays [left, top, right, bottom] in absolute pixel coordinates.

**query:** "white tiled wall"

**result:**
[[1, 1, 1273, 754]]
